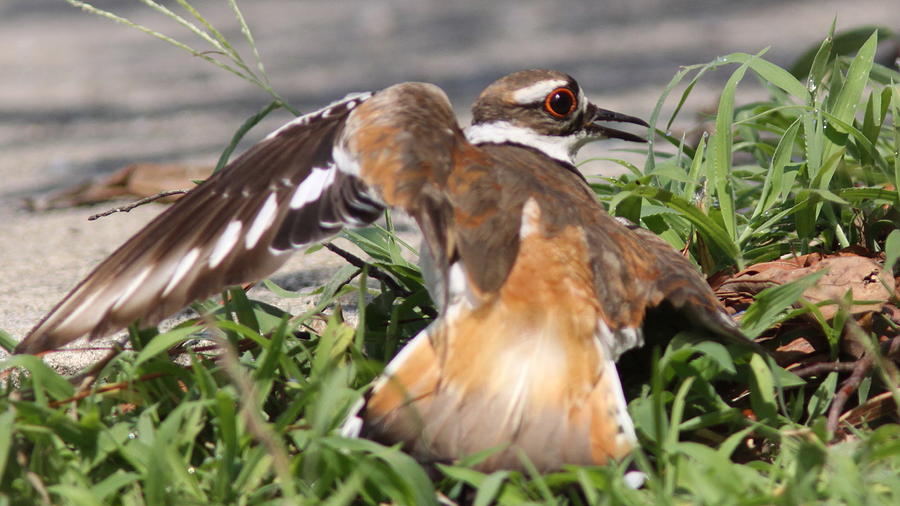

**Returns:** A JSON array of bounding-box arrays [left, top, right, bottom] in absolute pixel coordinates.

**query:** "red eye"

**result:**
[[544, 88, 577, 118]]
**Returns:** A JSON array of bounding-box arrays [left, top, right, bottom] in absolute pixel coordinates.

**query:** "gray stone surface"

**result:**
[[1, 0, 898, 370]]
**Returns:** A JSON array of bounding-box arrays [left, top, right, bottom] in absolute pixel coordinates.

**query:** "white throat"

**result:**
[[465, 121, 585, 164]]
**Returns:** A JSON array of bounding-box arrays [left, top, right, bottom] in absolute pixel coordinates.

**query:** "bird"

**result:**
[[16, 69, 756, 472]]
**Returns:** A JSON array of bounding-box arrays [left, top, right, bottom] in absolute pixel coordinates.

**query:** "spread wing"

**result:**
[[585, 214, 761, 356], [16, 92, 386, 354], [614, 220, 754, 344]]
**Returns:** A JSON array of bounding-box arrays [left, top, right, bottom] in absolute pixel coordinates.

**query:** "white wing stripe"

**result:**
[[519, 197, 541, 238], [264, 91, 373, 141], [606, 356, 638, 448], [290, 167, 335, 209], [163, 248, 201, 297], [245, 193, 278, 250], [111, 266, 153, 311], [54, 288, 104, 333], [209, 221, 243, 268], [332, 143, 361, 176]]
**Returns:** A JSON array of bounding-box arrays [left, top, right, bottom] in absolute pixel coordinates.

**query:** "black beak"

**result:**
[[585, 104, 649, 143]]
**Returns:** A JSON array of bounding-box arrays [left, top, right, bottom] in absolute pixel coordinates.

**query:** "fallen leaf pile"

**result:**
[[712, 248, 900, 436]]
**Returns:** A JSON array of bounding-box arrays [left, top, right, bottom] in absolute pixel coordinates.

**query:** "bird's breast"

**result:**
[[442, 197, 604, 398]]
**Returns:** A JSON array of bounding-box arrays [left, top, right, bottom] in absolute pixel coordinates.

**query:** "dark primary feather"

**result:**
[[16, 93, 381, 355]]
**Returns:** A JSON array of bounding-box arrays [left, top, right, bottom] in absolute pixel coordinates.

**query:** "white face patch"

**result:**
[[209, 220, 243, 268], [245, 193, 279, 250], [465, 121, 583, 163], [290, 167, 335, 209], [577, 87, 587, 115], [511, 79, 568, 105]]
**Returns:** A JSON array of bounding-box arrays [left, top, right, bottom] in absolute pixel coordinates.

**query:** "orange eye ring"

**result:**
[[544, 88, 577, 118]]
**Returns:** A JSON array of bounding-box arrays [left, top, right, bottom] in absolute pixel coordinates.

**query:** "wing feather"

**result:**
[[16, 93, 383, 354], [19, 83, 473, 354]]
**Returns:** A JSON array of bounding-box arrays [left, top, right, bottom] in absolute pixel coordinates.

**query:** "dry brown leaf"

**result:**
[[27, 163, 213, 211], [838, 390, 899, 429], [715, 252, 895, 320]]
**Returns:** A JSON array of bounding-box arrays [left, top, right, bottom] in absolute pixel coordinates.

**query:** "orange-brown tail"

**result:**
[[362, 292, 636, 472]]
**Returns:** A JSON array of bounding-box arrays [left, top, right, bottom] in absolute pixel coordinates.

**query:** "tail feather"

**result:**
[[362, 299, 635, 471]]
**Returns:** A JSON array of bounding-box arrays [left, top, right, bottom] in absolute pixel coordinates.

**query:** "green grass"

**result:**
[[2, 3, 899, 504]]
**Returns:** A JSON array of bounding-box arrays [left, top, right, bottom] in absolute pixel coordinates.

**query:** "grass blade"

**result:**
[[884, 229, 900, 273], [740, 270, 827, 340], [751, 118, 801, 219], [723, 52, 810, 100], [1, 355, 74, 404], [748, 353, 779, 425], [627, 185, 741, 264], [822, 31, 877, 160], [893, 83, 900, 202], [708, 58, 753, 241], [133, 325, 202, 368], [227, 0, 269, 82], [0, 410, 13, 482], [215, 100, 283, 173]]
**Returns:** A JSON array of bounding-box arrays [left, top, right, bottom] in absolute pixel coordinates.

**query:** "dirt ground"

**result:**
[[1, 0, 898, 371]]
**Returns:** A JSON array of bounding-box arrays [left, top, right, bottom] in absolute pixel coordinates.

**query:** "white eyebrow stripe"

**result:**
[[512, 79, 568, 104]]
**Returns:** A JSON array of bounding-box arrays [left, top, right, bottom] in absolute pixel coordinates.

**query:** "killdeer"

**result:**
[[17, 69, 755, 472]]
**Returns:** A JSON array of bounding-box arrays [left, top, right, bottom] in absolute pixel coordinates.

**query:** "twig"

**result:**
[[88, 189, 188, 221], [791, 361, 859, 378], [787, 336, 900, 435], [44, 337, 258, 408], [69, 336, 129, 393], [839, 391, 898, 428], [827, 356, 874, 433], [323, 242, 439, 319], [322, 242, 406, 294], [48, 372, 166, 408]]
